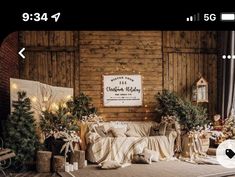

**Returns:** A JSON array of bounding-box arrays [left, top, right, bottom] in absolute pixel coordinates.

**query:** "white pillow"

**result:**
[[108, 127, 127, 137], [143, 148, 159, 162], [110, 121, 128, 132], [100, 160, 122, 169]]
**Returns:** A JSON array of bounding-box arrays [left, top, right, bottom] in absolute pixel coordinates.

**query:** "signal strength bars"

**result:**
[[186, 13, 200, 21]]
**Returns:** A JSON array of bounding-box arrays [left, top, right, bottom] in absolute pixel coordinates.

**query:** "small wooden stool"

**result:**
[[36, 151, 52, 173], [53, 155, 65, 172], [70, 150, 85, 168]]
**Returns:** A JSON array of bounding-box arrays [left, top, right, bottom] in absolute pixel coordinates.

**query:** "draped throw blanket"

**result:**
[[86, 121, 178, 163]]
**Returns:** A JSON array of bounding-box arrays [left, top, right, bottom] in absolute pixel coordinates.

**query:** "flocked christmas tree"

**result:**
[[4, 91, 39, 171]]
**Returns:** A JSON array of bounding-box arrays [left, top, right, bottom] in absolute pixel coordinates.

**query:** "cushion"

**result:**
[[109, 127, 127, 137], [86, 132, 100, 143], [125, 128, 141, 137], [159, 122, 167, 135], [143, 148, 159, 162], [100, 160, 122, 169], [132, 152, 152, 164], [149, 125, 159, 136], [110, 121, 128, 132], [94, 125, 106, 137]]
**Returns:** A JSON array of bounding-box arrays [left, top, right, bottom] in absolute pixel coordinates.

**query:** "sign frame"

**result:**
[[102, 74, 143, 107]]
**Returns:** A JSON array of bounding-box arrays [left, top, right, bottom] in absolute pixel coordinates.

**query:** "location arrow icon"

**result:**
[[18, 48, 25, 59]]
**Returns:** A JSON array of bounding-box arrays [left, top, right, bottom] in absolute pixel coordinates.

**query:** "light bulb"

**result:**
[[66, 95, 72, 100], [52, 103, 59, 110], [43, 97, 49, 102], [12, 83, 18, 89], [31, 96, 37, 103]]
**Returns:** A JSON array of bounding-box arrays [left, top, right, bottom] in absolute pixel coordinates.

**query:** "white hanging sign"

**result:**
[[103, 75, 143, 107]]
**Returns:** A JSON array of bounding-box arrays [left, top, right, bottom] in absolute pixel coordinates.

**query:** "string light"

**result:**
[[51, 103, 59, 111], [12, 83, 18, 89], [66, 95, 72, 100], [31, 96, 37, 103], [62, 103, 67, 108], [43, 96, 49, 102]]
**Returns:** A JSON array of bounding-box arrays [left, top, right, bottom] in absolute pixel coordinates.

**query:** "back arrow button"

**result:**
[[18, 48, 25, 59]]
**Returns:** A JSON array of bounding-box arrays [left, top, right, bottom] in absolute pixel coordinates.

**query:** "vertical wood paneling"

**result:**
[[163, 31, 218, 117], [19, 31, 218, 121], [19, 31, 77, 90]]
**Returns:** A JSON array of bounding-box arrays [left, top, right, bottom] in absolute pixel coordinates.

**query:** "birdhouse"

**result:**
[[192, 77, 208, 103]]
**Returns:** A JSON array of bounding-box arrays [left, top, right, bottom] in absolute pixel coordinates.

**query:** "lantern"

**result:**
[[192, 77, 208, 103]]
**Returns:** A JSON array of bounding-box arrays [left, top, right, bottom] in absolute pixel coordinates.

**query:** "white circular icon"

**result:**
[[216, 139, 235, 168]]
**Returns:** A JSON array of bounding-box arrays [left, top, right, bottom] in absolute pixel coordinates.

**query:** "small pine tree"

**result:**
[[4, 91, 39, 171]]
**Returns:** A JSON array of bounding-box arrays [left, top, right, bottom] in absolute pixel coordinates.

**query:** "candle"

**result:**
[[84, 160, 87, 167], [73, 162, 78, 170], [65, 164, 70, 172], [70, 164, 74, 171]]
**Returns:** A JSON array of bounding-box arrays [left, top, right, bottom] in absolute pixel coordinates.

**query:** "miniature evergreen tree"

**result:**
[[155, 90, 208, 131], [4, 91, 39, 171], [222, 116, 235, 139], [67, 93, 97, 120]]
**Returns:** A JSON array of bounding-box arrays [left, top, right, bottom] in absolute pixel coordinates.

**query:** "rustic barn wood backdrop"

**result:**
[[19, 31, 218, 121]]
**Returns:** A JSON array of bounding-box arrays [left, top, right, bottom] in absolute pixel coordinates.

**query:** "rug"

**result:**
[[58, 161, 235, 177]]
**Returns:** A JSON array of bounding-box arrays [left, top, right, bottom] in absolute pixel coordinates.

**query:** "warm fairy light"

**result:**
[[145, 105, 148, 107], [31, 96, 37, 103], [62, 103, 67, 108], [144, 117, 148, 120], [43, 96, 49, 102], [66, 95, 72, 100], [138, 72, 141, 74], [51, 103, 59, 110], [12, 83, 18, 89]]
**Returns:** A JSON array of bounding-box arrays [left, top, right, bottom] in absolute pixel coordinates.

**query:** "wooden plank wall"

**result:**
[[19, 31, 218, 121], [163, 31, 217, 117], [19, 31, 79, 93], [79, 31, 162, 121]]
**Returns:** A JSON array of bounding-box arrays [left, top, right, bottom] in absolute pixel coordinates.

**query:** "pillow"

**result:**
[[94, 125, 106, 137], [110, 121, 128, 132], [100, 160, 122, 169], [86, 132, 100, 144], [125, 128, 141, 137], [149, 125, 159, 136], [143, 148, 159, 162], [159, 122, 167, 136], [132, 152, 152, 164], [109, 127, 127, 137]]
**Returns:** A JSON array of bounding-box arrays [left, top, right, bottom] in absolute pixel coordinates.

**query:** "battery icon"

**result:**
[[221, 13, 235, 21]]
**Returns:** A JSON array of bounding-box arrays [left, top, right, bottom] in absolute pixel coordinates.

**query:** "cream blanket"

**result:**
[[87, 135, 176, 163]]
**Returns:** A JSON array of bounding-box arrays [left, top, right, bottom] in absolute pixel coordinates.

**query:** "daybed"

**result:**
[[85, 120, 181, 163]]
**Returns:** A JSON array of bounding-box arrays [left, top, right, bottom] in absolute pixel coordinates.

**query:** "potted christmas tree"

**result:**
[[4, 91, 39, 171]]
